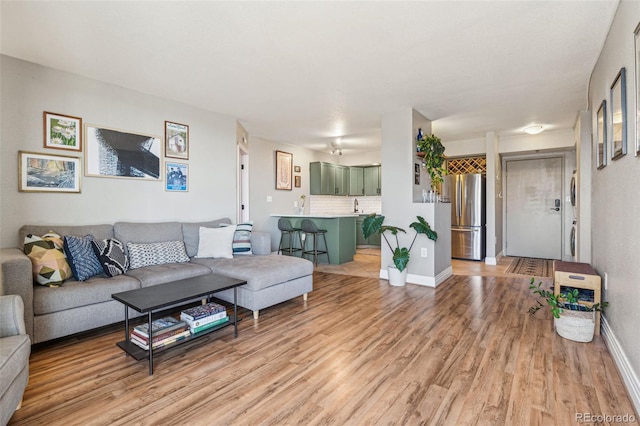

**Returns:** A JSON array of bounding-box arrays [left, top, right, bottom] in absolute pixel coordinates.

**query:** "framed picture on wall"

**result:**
[[610, 67, 627, 160], [634, 22, 640, 156], [85, 124, 161, 180], [43, 111, 82, 152], [164, 121, 189, 160], [165, 161, 188, 192], [295, 175, 301, 188], [294, 165, 301, 173], [275, 150, 293, 190], [596, 100, 607, 170], [19, 151, 81, 193]]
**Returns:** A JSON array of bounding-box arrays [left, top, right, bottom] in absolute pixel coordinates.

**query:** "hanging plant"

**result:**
[[417, 133, 446, 188]]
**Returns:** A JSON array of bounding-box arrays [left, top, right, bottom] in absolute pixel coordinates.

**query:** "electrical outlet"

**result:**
[[421, 248, 428, 258], [604, 272, 608, 290], [266, 196, 272, 202]]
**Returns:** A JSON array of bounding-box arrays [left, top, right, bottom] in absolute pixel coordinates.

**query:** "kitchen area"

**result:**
[[271, 161, 383, 265]]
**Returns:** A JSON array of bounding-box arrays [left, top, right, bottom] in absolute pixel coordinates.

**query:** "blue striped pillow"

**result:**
[[220, 222, 253, 255], [63, 235, 103, 281]]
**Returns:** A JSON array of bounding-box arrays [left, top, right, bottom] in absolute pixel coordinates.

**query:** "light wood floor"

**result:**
[[10, 260, 637, 425]]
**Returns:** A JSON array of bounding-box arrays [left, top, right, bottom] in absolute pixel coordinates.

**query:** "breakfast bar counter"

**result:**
[[270, 214, 357, 264]]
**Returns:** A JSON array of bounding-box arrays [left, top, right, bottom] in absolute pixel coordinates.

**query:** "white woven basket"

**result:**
[[554, 309, 595, 343]]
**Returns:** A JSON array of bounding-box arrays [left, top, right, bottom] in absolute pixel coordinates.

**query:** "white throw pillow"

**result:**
[[195, 225, 236, 259]]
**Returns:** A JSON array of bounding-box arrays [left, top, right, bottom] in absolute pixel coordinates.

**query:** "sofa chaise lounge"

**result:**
[[0, 218, 313, 345]]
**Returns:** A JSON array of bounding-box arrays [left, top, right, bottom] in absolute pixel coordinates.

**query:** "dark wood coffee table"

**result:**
[[112, 273, 246, 374]]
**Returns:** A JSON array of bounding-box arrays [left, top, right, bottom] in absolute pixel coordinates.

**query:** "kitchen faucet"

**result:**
[[354, 198, 359, 213]]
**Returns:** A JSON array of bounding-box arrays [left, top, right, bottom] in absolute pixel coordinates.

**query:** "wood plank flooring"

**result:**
[[9, 270, 637, 425]]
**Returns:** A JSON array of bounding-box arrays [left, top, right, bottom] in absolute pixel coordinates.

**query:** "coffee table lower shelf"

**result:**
[[117, 316, 240, 361]]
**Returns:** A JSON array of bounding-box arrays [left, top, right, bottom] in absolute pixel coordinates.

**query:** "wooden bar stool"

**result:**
[[277, 218, 303, 256], [301, 219, 330, 266]]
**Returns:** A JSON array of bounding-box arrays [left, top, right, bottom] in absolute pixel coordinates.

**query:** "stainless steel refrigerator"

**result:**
[[442, 174, 486, 260]]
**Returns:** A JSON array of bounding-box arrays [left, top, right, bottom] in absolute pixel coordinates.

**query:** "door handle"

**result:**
[[550, 207, 560, 211]]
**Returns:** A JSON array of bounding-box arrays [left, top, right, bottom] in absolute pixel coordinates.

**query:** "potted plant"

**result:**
[[417, 133, 446, 189], [528, 278, 608, 342], [361, 214, 437, 286]]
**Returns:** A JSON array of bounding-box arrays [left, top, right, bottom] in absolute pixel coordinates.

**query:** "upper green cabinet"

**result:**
[[311, 163, 380, 196], [364, 165, 381, 196], [310, 162, 350, 195], [349, 167, 364, 196]]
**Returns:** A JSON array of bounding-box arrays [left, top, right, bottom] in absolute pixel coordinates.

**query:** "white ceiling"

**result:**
[[1, 1, 618, 155]]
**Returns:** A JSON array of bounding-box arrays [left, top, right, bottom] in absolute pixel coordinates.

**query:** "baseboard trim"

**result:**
[[485, 251, 504, 266], [601, 316, 640, 416], [379, 267, 453, 288]]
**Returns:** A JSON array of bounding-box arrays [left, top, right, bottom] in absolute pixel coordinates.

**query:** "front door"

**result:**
[[505, 157, 563, 259]]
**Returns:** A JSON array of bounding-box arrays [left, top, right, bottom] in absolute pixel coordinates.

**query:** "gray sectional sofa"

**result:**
[[0, 218, 313, 345]]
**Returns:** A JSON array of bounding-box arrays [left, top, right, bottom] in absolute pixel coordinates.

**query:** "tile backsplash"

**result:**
[[309, 195, 381, 215]]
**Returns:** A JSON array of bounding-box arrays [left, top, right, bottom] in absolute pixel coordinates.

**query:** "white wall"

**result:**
[[0, 56, 237, 248], [588, 1, 640, 412], [247, 136, 332, 251]]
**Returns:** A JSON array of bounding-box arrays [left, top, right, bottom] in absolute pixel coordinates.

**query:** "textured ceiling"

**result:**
[[1, 1, 618, 155]]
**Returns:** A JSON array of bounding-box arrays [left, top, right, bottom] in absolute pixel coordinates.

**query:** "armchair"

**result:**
[[0, 295, 30, 426]]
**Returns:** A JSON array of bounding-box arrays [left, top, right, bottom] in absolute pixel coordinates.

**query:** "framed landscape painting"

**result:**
[[275, 150, 293, 190], [43, 111, 82, 151], [85, 124, 161, 180], [165, 121, 189, 160], [19, 151, 81, 193], [165, 162, 188, 192]]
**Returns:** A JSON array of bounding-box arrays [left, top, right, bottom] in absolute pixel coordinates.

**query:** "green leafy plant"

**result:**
[[361, 214, 437, 272], [417, 133, 446, 187], [528, 278, 608, 318]]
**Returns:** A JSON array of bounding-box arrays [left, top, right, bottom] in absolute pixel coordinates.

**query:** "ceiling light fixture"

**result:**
[[330, 141, 343, 156], [524, 125, 544, 135]]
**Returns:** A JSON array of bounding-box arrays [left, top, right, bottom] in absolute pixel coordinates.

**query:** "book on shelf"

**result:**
[[181, 302, 226, 321], [131, 325, 190, 345], [133, 316, 187, 338], [190, 316, 230, 334], [180, 310, 227, 328], [130, 329, 191, 351]]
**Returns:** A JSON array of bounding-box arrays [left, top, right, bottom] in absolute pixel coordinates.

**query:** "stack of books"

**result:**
[[130, 317, 190, 350], [181, 302, 229, 334]]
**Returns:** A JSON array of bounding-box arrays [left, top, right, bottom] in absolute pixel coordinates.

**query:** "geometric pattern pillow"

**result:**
[[127, 241, 190, 269], [220, 222, 253, 255], [63, 235, 104, 281], [23, 232, 72, 287], [92, 238, 129, 277]]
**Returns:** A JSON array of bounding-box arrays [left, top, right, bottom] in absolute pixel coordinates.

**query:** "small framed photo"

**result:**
[[294, 165, 301, 173], [610, 67, 627, 160], [596, 100, 607, 170], [295, 175, 301, 187], [165, 162, 188, 192], [19, 151, 81, 193], [165, 121, 189, 159], [275, 150, 293, 190], [43, 112, 82, 151]]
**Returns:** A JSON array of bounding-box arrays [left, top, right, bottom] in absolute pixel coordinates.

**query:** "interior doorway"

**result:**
[[237, 146, 249, 223], [504, 156, 563, 259]]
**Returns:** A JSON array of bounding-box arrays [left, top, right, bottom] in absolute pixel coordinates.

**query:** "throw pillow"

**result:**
[[220, 222, 253, 255], [195, 225, 236, 259], [23, 232, 72, 287], [127, 241, 190, 269], [92, 238, 129, 277], [63, 235, 104, 281]]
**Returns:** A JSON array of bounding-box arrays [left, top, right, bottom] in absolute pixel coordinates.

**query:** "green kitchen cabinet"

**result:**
[[349, 167, 364, 196], [364, 166, 381, 196], [356, 214, 382, 247], [310, 162, 350, 195]]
